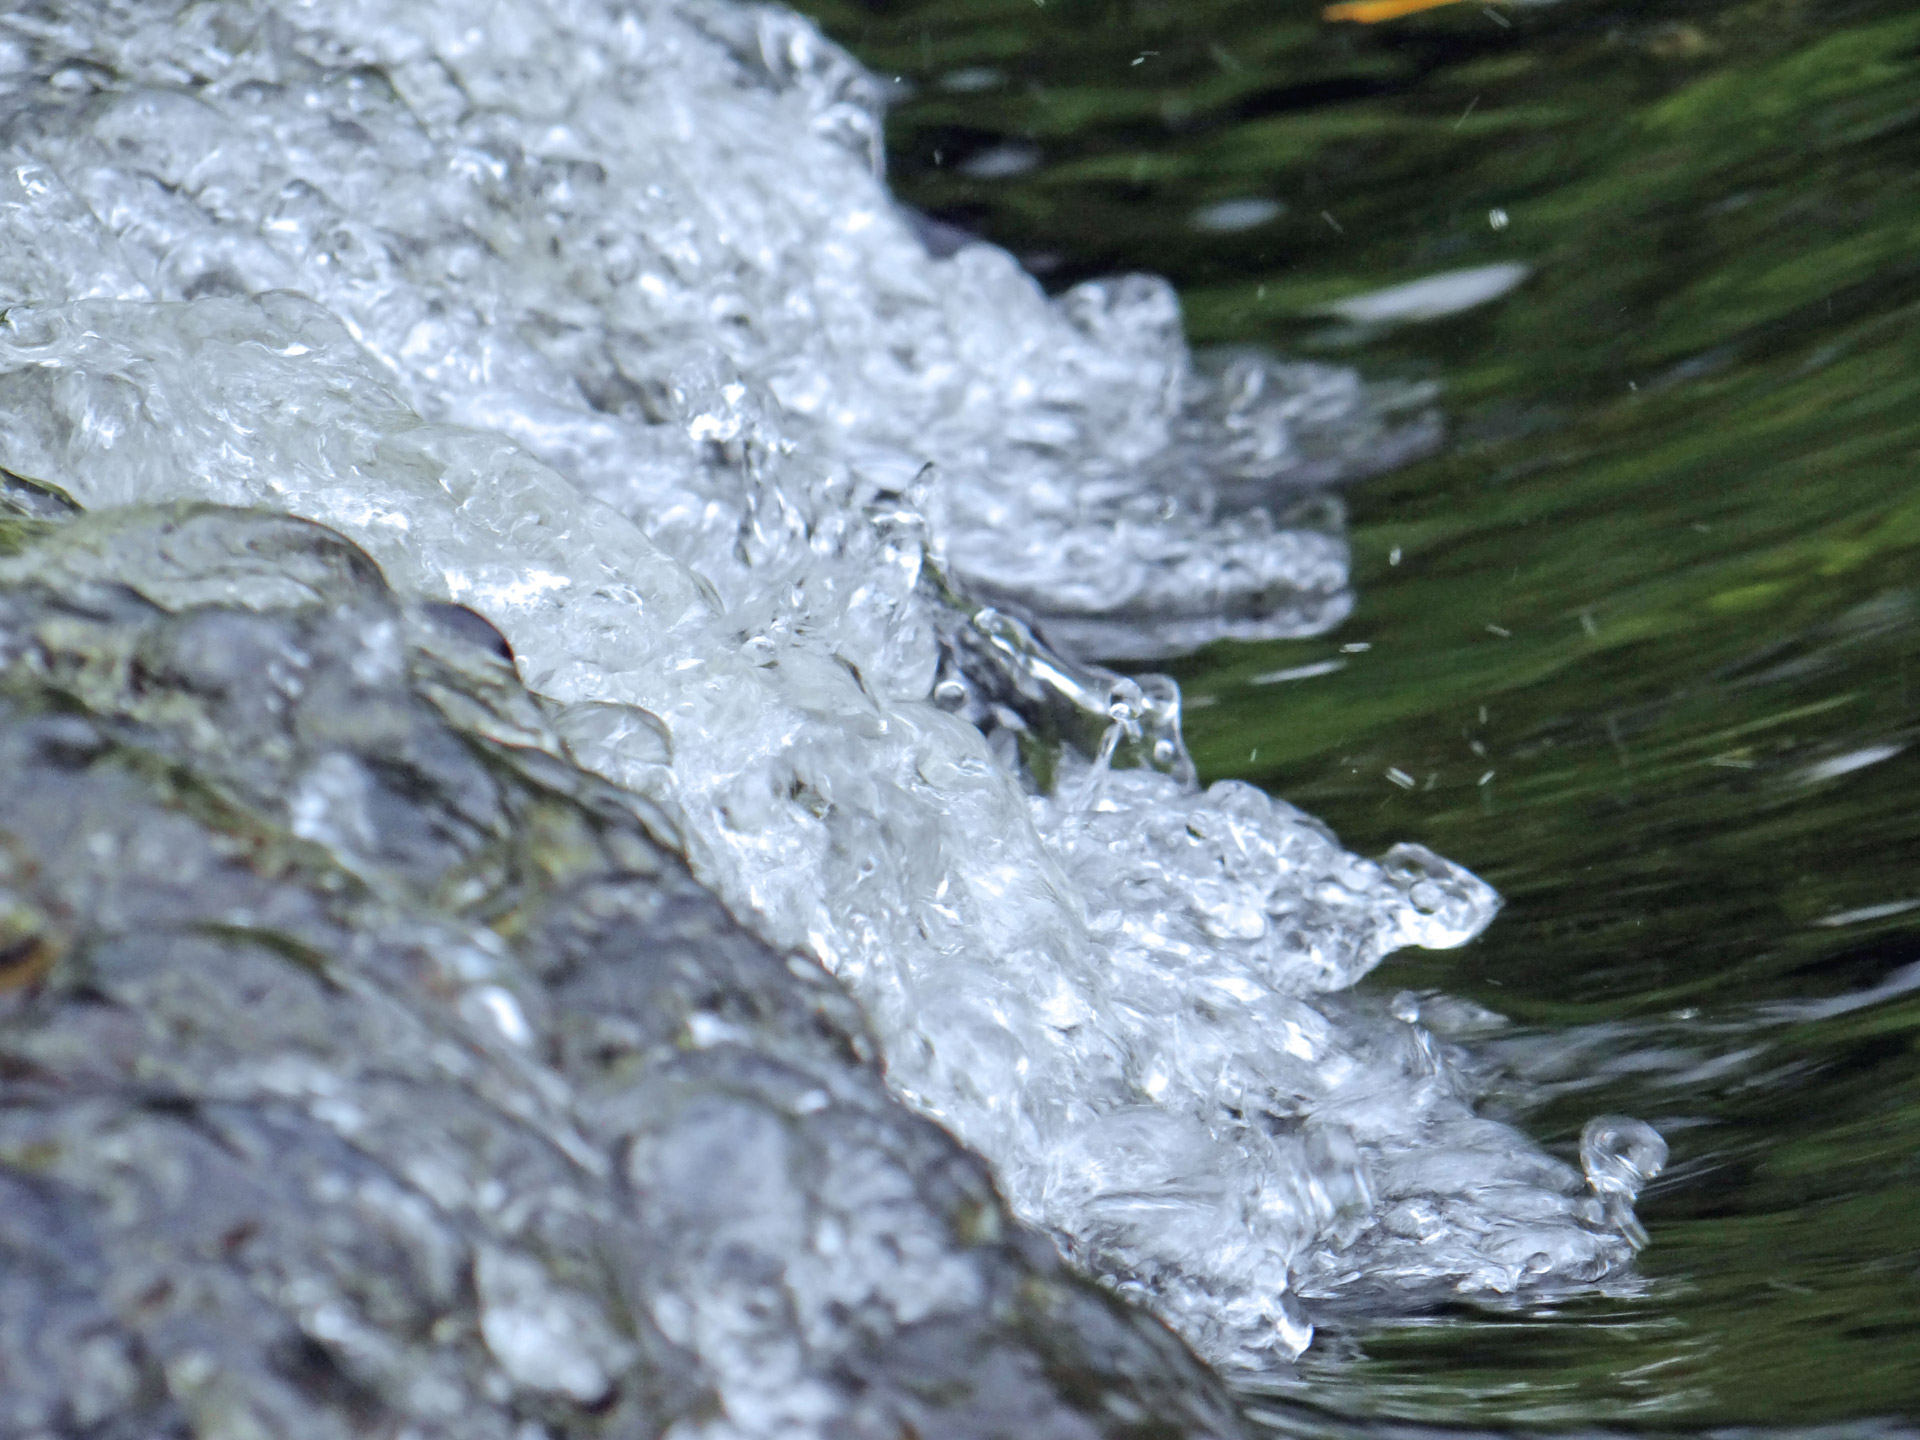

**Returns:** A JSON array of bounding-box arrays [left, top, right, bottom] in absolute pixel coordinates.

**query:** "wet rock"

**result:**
[[0, 504, 1245, 1440]]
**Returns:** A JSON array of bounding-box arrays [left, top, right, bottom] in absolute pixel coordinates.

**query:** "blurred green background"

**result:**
[[796, 0, 1920, 1431]]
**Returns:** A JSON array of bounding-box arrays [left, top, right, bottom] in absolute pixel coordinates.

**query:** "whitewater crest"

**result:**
[[0, 0, 1659, 1378]]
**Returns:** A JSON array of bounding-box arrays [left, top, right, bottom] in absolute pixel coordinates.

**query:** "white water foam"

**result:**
[[0, 0, 1659, 1372]]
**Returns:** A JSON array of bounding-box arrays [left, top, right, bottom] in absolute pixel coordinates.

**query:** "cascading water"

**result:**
[[0, 0, 1661, 1373]]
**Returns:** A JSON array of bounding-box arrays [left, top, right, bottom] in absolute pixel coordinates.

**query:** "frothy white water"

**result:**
[[0, 0, 1659, 1371]]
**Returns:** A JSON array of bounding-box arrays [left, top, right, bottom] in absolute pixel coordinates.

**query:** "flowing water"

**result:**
[[792, 0, 1920, 1431], [0, 0, 1913, 1433]]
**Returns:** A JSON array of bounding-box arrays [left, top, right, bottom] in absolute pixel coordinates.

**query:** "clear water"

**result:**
[[0, 0, 1669, 1403], [0, 0, 1912, 1431], [794, 0, 1920, 1430]]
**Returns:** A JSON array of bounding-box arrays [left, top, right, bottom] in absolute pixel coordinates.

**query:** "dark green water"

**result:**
[[797, 0, 1920, 1432]]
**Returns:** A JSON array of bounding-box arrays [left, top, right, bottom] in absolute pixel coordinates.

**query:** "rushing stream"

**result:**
[[0, 0, 1912, 1434], [793, 0, 1920, 1431]]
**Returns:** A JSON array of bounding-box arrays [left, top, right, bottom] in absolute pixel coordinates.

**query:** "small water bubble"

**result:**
[[1581, 1116, 1668, 1202], [1275, 1291, 1314, 1358], [1489, 207, 1510, 230]]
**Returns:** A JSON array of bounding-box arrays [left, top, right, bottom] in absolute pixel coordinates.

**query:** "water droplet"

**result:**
[[1581, 1116, 1668, 1202]]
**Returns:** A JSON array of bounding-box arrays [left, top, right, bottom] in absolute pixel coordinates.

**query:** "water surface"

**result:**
[[800, 0, 1920, 1429]]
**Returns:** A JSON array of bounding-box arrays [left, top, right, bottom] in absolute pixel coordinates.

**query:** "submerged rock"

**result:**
[[0, 503, 1247, 1439]]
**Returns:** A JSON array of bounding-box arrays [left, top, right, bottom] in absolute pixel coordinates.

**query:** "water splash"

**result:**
[[0, 0, 1657, 1370]]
